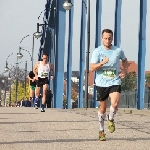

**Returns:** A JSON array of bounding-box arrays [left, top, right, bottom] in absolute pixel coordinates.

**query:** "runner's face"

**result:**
[[42, 55, 48, 62], [101, 32, 113, 48]]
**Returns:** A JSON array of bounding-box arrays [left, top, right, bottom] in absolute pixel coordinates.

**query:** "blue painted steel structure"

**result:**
[[38, 0, 147, 110], [47, 29, 53, 89], [93, 0, 102, 108], [48, 0, 56, 108], [38, 0, 52, 61], [78, 0, 87, 108], [66, 0, 74, 109], [54, 0, 66, 108], [114, 0, 122, 47], [137, 0, 147, 109]]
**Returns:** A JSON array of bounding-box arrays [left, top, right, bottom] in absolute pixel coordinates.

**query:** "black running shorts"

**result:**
[[36, 77, 49, 87], [96, 85, 121, 101]]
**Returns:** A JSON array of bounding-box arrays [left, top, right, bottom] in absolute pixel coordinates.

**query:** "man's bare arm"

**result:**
[[121, 58, 128, 72], [90, 57, 109, 72], [90, 63, 104, 72], [50, 63, 54, 75], [33, 62, 39, 76]]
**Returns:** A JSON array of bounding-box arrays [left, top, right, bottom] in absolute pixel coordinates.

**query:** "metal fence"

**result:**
[[80, 88, 150, 109]]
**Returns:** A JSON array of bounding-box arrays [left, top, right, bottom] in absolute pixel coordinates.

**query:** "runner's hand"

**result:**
[[32, 79, 35, 82], [51, 76, 54, 80], [102, 56, 109, 65], [119, 70, 126, 79], [35, 75, 38, 80]]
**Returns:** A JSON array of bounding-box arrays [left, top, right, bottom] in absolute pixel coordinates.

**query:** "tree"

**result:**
[[121, 71, 137, 91], [63, 80, 78, 105], [11, 81, 30, 102], [9, 66, 29, 83], [145, 73, 150, 87], [71, 88, 78, 100]]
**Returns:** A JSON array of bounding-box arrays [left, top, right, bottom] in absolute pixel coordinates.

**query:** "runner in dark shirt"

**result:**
[[27, 71, 36, 105]]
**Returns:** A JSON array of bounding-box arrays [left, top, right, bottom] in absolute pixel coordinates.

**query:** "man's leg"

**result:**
[[35, 86, 41, 109], [97, 86, 109, 141], [30, 87, 35, 107], [98, 100, 107, 129], [41, 84, 48, 112], [108, 85, 121, 133]]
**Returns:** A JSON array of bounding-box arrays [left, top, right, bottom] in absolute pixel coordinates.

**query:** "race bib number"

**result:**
[[41, 72, 48, 77], [102, 68, 116, 78]]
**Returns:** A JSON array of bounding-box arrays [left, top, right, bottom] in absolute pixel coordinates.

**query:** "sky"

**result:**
[[0, 0, 150, 76]]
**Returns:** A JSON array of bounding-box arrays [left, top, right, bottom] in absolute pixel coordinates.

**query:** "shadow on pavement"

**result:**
[[0, 121, 38, 124], [40, 120, 95, 123], [0, 113, 36, 114], [1, 137, 150, 145]]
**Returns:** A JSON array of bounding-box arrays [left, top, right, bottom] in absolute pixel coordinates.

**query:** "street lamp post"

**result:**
[[34, 0, 73, 39], [20, 35, 30, 44], [8, 72, 12, 106], [32, 33, 36, 70], [24, 61, 27, 99], [18, 47, 32, 99], [4, 53, 14, 72], [33, 1, 73, 61], [20, 34, 35, 70], [15, 47, 23, 102], [19, 47, 32, 61], [2, 80, 6, 107], [15, 60, 19, 103]]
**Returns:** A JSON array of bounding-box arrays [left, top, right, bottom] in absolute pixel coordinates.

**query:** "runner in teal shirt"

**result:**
[[90, 29, 128, 141], [90, 45, 126, 87]]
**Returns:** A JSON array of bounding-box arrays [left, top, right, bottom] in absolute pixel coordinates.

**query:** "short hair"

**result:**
[[102, 29, 113, 36], [42, 53, 48, 57]]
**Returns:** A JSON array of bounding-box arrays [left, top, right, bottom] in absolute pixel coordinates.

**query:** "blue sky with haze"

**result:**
[[0, 0, 150, 76]]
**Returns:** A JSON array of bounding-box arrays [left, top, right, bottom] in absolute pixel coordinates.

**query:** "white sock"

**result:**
[[109, 105, 117, 120], [98, 111, 106, 131]]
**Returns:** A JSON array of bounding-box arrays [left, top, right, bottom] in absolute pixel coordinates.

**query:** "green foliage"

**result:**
[[145, 73, 150, 82], [11, 81, 30, 102], [121, 71, 137, 91]]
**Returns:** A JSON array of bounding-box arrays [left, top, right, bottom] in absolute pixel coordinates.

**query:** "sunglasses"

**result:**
[[43, 58, 47, 59]]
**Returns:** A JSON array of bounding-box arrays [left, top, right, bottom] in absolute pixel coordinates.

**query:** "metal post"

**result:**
[[32, 35, 34, 70], [85, 0, 90, 109], [4, 81, 6, 107], [9, 83, 11, 106], [78, 0, 87, 108], [135, 89, 137, 108], [54, 7, 56, 61], [24, 61, 27, 99], [66, 0, 74, 109], [94, 0, 102, 108], [137, 0, 147, 109], [128, 94, 129, 108], [0, 87, 1, 106], [148, 87, 150, 109], [15, 58, 19, 103], [48, 29, 53, 108], [54, 0, 66, 108], [49, 30, 52, 89], [114, 0, 122, 47], [49, 29, 54, 108], [53, 7, 56, 108]]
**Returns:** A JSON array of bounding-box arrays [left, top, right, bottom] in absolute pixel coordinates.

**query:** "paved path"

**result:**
[[0, 107, 150, 150]]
